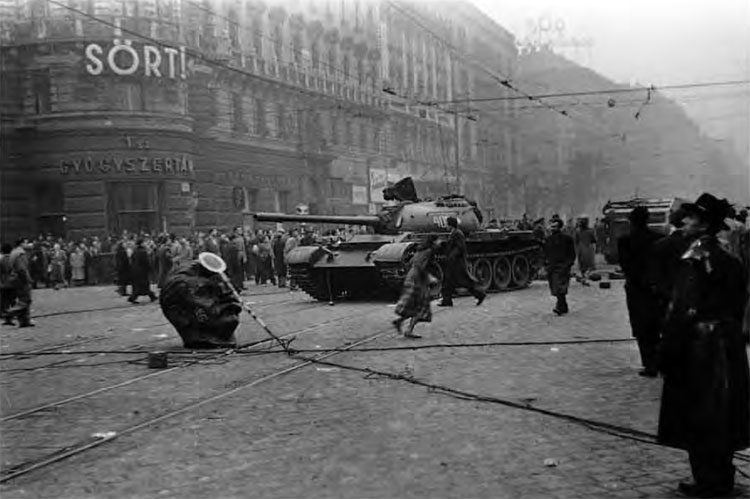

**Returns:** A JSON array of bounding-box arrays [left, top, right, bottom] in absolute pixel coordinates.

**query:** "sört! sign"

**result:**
[[85, 40, 188, 79]]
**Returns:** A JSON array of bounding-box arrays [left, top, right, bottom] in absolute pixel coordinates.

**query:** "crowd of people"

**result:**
[[0, 224, 368, 326]]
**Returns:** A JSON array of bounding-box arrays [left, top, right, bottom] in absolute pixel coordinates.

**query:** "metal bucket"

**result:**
[[147, 351, 168, 369]]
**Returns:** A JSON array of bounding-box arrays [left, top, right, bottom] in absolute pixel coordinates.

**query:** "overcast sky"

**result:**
[[463, 0, 750, 164], [468, 0, 749, 87]]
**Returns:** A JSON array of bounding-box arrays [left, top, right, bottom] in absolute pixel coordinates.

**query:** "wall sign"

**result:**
[[85, 40, 188, 79], [59, 156, 194, 175]]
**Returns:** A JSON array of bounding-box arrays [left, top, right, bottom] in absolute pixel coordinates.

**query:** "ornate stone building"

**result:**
[[0, 0, 519, 239]]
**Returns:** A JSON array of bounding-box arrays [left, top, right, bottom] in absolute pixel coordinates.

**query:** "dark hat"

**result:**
[[680, 193, 732, 231], [628, 206, 649, 226], [446, 216, 458, 227]]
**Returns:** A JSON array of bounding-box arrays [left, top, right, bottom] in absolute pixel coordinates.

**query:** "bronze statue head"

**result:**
[[159, 261, 242, 349]]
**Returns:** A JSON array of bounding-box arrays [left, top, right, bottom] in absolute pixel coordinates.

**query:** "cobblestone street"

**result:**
[[1, 278, 748, 498]]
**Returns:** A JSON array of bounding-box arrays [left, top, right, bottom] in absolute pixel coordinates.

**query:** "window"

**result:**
[[255, 98, 267, 136], [106, 182, 163, 235], [292, 33, 303, 64], [231, 92, 245, 132], [252, 18, 263, 56], [311, 42, 320, 71], [342, 54, 350, 80], [32, 71, 51, 114], [273, 25, 283, 61], [277, 104, 286, 137], [277, 191, 289, 213], [227, 8, 239, 49]]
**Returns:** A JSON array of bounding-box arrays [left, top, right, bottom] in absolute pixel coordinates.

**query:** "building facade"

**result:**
[[0, 0, 519, 240]]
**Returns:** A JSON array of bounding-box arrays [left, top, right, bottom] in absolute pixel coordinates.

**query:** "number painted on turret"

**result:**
[[433, 215, 449, 228]]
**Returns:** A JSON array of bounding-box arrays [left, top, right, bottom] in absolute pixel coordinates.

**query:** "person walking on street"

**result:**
[[657, 193, 749, 498], [115, 240, 131, 296], [393, 235, 439, 339], [574, 217, 597, 285], [0, 244, 16, 325], [7, 239, 34, 327], [438, 217, 486, 307], [618, 206, 664, 377], [543, 218, 576, 315], [128, 239, 157, 304]]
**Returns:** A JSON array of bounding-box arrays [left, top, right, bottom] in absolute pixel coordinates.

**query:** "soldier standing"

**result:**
[[617, 207, 663, 377], [657, 193, 749, 498], [7, 239, 34, 327], [543, 218, 576, 315], [438, 217, 486, 307]]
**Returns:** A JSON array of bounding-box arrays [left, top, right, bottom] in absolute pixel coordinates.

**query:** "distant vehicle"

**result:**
[[601, 197, 689, 264]]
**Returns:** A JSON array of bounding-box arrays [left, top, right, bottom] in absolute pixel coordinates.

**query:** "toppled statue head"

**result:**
[[159, 261, 242, 349]]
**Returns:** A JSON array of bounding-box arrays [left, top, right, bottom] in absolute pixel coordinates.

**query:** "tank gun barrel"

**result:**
[[253, 213, 382, 226]]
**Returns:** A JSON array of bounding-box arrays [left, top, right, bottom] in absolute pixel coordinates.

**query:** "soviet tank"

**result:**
[[254, 178, 544, 302]]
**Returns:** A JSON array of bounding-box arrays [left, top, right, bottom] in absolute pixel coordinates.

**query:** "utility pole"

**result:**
[[454, 107, 461, 194]]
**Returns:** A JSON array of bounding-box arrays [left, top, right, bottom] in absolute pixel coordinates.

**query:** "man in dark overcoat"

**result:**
[[224, 233, 245, 293], [543, 218, 576, 315], [657, 193, 749, 498], [618, 206, 664, 377], [438, 216, 486, 307], [128, 239, 157, 304], [272, 229, 288, 288], [115, 240, 131, 296], [7, 239, 34, 327]]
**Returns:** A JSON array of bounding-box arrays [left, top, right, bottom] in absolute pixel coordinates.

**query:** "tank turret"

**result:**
[[255, 197, 482, 235]]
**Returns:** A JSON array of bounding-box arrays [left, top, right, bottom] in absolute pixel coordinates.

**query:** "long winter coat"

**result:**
[[574, 227, 597, 274], [115, 244, 131, 286], [443, 228, 476, 288], [395, 247, 435, 322], [543, 231, 576, 296], [272, 236, 287, 277], [618, 227, 663, 339], [130, 246, 152, 295], [657, 236, 749, 453]]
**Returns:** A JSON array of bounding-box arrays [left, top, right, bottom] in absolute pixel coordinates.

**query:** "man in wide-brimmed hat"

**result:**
[[656, 193, 749, 498]]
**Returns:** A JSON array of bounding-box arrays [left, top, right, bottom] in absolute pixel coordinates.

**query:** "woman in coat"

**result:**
[[657, 193, 749, 498], [69, 245, 86, 286], [128, 239, 157, 303], [393, 235, 439, 339], [574, 217, 597, 283]]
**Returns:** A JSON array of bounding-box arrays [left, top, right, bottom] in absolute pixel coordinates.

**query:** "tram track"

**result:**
[[0, 307, 399, 483], [0, 292, 318, 360], [0, 303, 389, 423]]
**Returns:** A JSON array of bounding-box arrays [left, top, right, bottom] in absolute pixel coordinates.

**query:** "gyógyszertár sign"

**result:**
[[60, 156, 194, 175]]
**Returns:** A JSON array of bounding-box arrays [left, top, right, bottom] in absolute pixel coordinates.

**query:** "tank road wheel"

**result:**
[[511, 254, 531, 287], [426, 262, 443, 299], [472, 258, 492, 291], [492, 257, 512, 290]]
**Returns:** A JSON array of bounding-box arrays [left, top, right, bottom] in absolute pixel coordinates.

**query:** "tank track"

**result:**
[[288, 264, 329, 301], [376, 245, 543, 292]]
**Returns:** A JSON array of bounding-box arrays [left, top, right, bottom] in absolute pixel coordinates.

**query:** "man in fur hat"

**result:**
[[657, 193, 749, 498]]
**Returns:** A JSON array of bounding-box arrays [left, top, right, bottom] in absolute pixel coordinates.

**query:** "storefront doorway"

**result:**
[[106, 182, 163, 235]]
